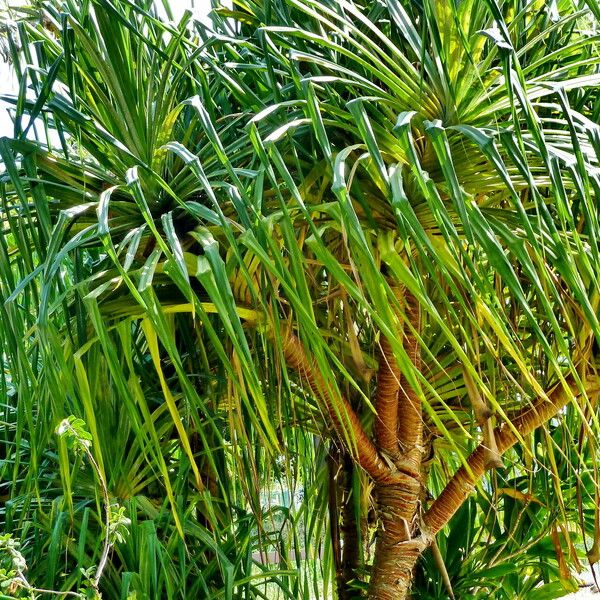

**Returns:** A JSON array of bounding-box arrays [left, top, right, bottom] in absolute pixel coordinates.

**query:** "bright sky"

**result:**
[[0, 0, 212, 137]]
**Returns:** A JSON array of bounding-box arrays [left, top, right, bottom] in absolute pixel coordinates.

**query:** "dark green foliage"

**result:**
[[1, 0, 600, 598]]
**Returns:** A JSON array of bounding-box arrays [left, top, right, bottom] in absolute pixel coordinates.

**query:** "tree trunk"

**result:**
[[370, 293, 423, 599], [281, 315, 599, 599], [340, 453, 363, 599], [330, 448, 364, 600], [396, 295, 422, 476], [423, 377, 599, 536], [281, 331, 412, 482], [368, 481, 424, 599], [374, 334, 401, 456]]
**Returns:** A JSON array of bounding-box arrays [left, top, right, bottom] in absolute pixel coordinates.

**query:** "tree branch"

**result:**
[[374, 333, 401, 455], [396, 294, 422, 474], [423, 376, 599, 536], [281, 330, 414, 485]]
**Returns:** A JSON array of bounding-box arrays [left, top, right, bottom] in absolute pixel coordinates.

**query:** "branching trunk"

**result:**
[[281, 330, 414, 484], [368, 376, 597, 599], [370, 293, 423, 599], [396, 295, 422, 475], [369, 481, 423, 599], [279, 321, 598, 600], [423, 377, 599, 535]]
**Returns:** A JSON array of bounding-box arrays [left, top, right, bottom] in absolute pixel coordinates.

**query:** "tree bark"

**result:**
[[278, 321, 598, 600], [367, 376, 598, 599], [368, 481, 423, 599], [396, 295, 422, 476], [423, 377, 599, 536], [374, 334, 401, 457], [369, 294, 423, 599], [281, 330, 415, 484]]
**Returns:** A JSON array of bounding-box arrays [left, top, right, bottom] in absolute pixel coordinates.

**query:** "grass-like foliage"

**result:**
[[1, 0, 600, 598]]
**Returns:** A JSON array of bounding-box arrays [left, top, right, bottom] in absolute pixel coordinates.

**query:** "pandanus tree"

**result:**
[[0, 2, 300, 597], [230, 2, 598, 598], [2, 0, 600, 599], [219, 0, 600, 596]]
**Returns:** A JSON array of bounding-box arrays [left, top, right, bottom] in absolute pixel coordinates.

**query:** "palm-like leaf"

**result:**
[[1, 0, 600, 599]]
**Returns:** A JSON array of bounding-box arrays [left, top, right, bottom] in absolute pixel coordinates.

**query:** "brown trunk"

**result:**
[[280, 328, 423, 598], [281, 330, 415, 484], [279, 315, 598, 599], [396, 295, 422, 475], [340, 453, 362, 599], [424, 377, 599, 535], [374, 335, 401, 456], [367, 377, 597, 599], [368, 480, 425, 599], [370, 295, 423, 600]]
